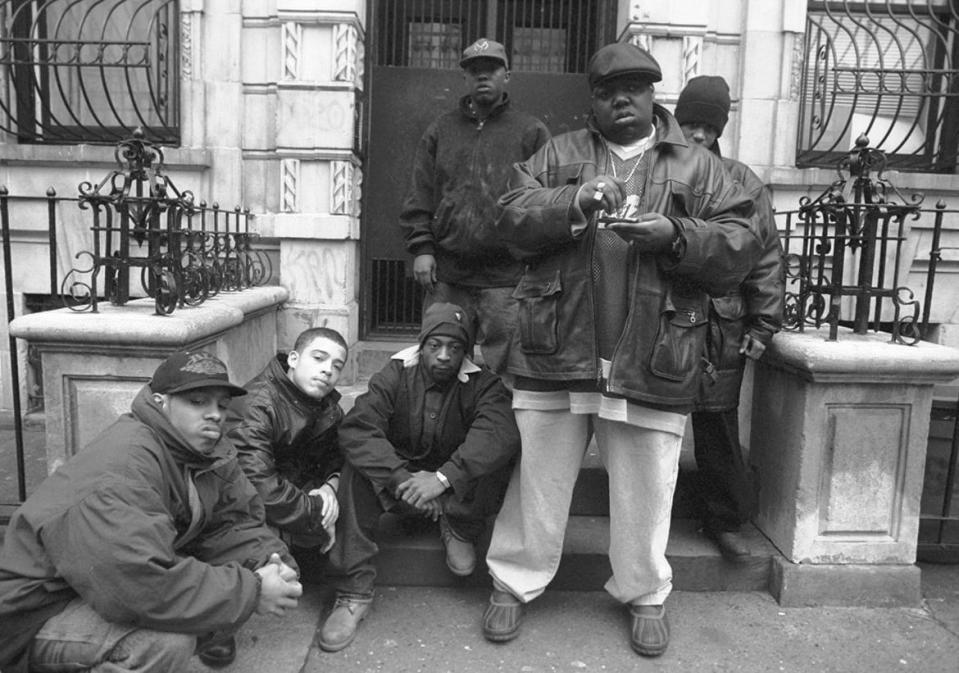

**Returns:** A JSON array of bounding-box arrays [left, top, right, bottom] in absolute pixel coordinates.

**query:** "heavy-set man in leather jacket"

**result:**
[[480, 42, 763, 658]]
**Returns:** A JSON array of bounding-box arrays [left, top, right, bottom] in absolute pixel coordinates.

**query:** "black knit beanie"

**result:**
[[418, 302, 474, 349], [674, 75, 731, 137]]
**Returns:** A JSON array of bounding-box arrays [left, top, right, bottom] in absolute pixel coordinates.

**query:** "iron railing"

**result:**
[[779, 135, 954, 344], [798, 0, 959, 173], [0, 0, 179, 145], [61, 130, 270, 315]]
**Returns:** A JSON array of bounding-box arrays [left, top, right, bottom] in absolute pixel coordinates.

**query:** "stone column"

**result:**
[[8, 287, 287, 472], [241, 2, 366, 369], [751, 327, 959, 606]]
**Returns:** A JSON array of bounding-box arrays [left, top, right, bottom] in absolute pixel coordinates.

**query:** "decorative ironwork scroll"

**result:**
[[781, 136, 924, 345], [64, 129, 269, 315]]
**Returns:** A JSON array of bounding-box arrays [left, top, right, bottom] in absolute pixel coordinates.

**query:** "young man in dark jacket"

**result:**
[[481, 43, 762, 657], [674, 75, 785, 559], [400, 37, 550, 375], [0, 351, 303, 673], [319, 303, 520, 652], [229, 327, 348, 554]]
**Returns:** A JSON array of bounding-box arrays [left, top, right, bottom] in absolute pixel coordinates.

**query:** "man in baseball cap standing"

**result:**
[[399, 37, 550, 379], [0, 351, 303, 672], [481, 42, 761, 656]]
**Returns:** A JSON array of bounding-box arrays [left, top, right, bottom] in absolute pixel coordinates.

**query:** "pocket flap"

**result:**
[[711, 294, 745, 321], [512, 269, 562, 299], [668, 307, 706, 328]]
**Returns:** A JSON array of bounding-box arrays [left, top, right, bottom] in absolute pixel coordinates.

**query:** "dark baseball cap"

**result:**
[[150, 351, 247, 397], [588, 42, 662, 88], [460, 38, 509, 69]]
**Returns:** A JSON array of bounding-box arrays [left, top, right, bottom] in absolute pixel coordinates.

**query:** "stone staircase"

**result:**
[[336, 341, 780, 596]]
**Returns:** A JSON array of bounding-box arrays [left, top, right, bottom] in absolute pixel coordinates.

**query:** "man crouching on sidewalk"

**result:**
[[0, 351, 302, 673]]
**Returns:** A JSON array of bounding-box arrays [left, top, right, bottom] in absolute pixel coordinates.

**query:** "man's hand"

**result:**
[[396, 471, 447, 509], [605, 213, 676, 252], [413, 254, 437, 290], [577, 175, 626, 216], [267, 552, 298, 582], [308, 482, 339, 528], [739, 333, 767, 361], [254, 563, 303, 616]]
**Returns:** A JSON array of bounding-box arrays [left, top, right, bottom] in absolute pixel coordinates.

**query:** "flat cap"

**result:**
[[588, 42, 662, 88], [460, 38, 509, 69]]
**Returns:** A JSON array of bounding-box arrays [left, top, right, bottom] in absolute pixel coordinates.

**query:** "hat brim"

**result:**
[[163, 379, 247, 397], [459, 55, 508, 69], [591, 69, 662, 87]]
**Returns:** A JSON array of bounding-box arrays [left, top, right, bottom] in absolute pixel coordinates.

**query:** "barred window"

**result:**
[[797, 0, 959, 173], [0, 0, 179, 145]]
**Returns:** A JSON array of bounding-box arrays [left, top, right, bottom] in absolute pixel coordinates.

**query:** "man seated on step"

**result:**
[[0, 351, 303, 673], [319, 302, 520, 652]]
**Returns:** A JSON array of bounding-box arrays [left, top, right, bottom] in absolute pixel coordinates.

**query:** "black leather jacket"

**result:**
[[228, 355, 344, 538], [496, 105, 763, 411]]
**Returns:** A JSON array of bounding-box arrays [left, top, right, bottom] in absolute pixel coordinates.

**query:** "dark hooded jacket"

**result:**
[[495, 105, 763, 410], [0, 386, 289, 673], [694, 148, 785, 411], [227, 354, 344, 538], [399, 93, 551, 287]]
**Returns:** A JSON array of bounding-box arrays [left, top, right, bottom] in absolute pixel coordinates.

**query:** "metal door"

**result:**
[[361, 0, 615, 338]]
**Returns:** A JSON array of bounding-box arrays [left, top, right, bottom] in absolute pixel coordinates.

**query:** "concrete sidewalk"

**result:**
[[186, 562, 959, 673]]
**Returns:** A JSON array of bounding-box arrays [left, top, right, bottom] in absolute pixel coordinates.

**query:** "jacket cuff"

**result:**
[[438, 461, 466, 494], [410, 243, 437, 257], [388, 468, 415, 495]]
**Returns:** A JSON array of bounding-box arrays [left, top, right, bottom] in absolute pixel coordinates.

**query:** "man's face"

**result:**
[[287, 336, 347, 400], [681, 122, 719, 150], [421, 335, 466, 384], [591, 75, 655, 145], [156, 387, 232, 453], [463, 58, 510, 108]]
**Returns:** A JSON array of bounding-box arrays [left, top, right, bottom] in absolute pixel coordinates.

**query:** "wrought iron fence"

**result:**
[[61, 130, 271, 315], [0, 0, 179, 145], [798, 0, 959, 173], [779, 135, 956, 344]]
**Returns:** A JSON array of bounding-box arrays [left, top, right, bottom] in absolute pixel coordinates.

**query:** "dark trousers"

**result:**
[[327, 461, 511, 596], [691, 408, 756, 532]]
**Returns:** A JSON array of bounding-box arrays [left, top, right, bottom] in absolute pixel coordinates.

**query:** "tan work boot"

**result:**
[[318, 594, 373, 652], [439, 516, 476, 576], [629, 603, 669, 657]]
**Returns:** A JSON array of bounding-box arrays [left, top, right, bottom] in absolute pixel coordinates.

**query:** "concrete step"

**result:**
[[357, 515, 775, 593]]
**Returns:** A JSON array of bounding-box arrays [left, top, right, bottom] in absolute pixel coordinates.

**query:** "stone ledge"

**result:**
[[8, 286, 289, 347], [771, 557, 921, 607]]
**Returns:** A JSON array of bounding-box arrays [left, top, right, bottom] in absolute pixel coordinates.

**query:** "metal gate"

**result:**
[[361, 0, 615, 337]]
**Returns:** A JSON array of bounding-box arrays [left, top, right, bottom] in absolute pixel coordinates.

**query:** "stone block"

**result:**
[[241, 23, 279, 84], [203, 12, 242, 81], [242, 159, 281, 214], [771, 557, 921, 607], [277, 300, 359, 353], [279, 238, 358, 305], [205, 82, 245, 148], [736, 100, 776, 167], [242, 91, 277, 151], [275, 88, 355, 150], [751, 328, 959, 566]]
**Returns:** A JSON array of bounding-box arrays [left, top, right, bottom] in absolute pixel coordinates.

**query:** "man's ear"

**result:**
[[504, 69, 511, 83], [152, 392, 166, 408], [287, 349, 299, 369]]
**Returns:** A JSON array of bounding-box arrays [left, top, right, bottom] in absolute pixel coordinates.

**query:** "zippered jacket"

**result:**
[[0, 386, 288, 673], [496, 105, 763, 410], [228, 354, 344, 537], [400, 93, 550, 287]]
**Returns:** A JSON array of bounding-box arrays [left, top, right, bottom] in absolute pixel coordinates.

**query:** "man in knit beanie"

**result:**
[[320, 303, 519, 652], [674, 75, 785, 560]]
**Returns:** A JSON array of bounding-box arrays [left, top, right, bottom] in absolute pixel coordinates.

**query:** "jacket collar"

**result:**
[[459, 92, 511, 122], [391, 344, 481, 384]]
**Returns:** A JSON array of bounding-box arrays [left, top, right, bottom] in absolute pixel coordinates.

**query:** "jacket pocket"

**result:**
[[512, 270, 562, 355], [649, 295, 708, 382]]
